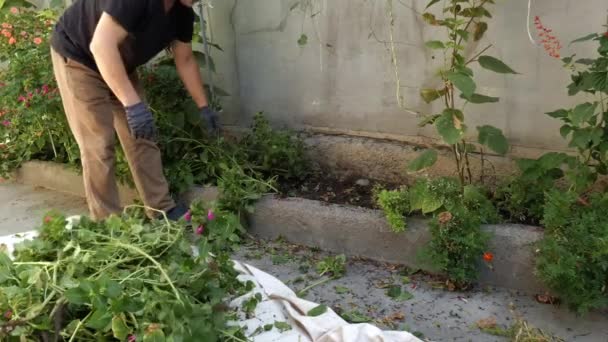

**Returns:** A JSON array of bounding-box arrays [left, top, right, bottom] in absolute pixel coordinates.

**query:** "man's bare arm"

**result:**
[[172, 41, 209, 109], [89, 13, 140, 107]]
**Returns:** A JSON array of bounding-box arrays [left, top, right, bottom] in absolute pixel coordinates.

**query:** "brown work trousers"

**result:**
[[51, 48, 175, 220]]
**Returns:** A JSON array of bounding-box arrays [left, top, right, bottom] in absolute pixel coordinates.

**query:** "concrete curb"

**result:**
[[15, 161, 546, 293]]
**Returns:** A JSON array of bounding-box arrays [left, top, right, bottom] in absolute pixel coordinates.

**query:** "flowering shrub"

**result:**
[[534, 16, 562, 59], [0, 8, 79, 176]]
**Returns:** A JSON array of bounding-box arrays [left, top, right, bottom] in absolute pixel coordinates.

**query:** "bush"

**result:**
[[0, 8, 79, 177], [536, 190, 608, 313], [374, 186, 410, 232], [495, 153, 569, 224], [241, 112, 309, 181], [425, 203, 490, 287]]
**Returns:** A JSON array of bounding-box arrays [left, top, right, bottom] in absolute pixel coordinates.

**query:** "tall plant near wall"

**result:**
[[411, 0, 518, 184]]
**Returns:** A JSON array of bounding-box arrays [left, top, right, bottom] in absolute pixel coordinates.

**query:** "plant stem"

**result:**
[[68, 311, 91, 342], [465, 44, 493, 65], [106, 241, 183, 304], [297, 276, 335, 297]]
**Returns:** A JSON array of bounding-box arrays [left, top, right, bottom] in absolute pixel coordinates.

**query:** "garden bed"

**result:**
[[14, 160, 546, 293]]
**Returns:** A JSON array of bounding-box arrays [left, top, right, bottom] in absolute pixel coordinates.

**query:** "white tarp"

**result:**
[[1, 223, 422, 342]]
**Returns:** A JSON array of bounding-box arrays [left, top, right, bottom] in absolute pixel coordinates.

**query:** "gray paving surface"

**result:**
[[1, 182, 607, 342]]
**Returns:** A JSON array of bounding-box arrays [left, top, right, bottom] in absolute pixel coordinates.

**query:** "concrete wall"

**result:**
[[210, 0, 608, 156]]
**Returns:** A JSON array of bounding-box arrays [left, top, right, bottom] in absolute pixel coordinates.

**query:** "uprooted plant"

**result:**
[[0, 202, 251, 341]]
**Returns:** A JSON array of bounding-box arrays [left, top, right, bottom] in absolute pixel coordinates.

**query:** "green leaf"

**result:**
[[420, 88, 446, 103], [386, 286, 414, 302], [478, 56, 518, 74], [335, 286, 350, 294], [85, 310, 113, 330], [341, 310, 372, 323], [425, 0, 441, 10], [298, 34, 308, 47], [546, 109, 569, 119], [408, 150, 438, 172], [422, 13, 438, 25], [446, 71, 476, 97], [570, 33, 598, 45], [112, 316, 130, 340], [425, 40, 446, 49], [64, 287, 88, 305], [477, 125, 509, 155], [436, 109, 465, 145], [307, 304, 328, 317], [456, 29, 469, 41], [560, 125, 573, 138], [460, 93, 499, 104], [421, 195, 443, 214], [570, 129, 592, 149], [569, 102, 598, 126], [144, 329, 166, 342], [274, 321, 292, 333]]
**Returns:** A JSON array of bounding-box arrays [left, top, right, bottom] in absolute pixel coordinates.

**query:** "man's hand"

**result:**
[[200, 106, 220, 134], [125, 102, 157, 140]]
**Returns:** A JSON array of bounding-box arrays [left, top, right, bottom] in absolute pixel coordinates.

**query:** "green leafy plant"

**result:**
[[424, 203, 490, 287], [412, 0, 517, 184], [0, 202, 248, 341], [241, 112, 309, 181], [377, 177, 498, 232], [374, 186, 410, 232], [0, 8, 79, 177], [316, 254, 346, 278], [495, 153, 570, 224], [543, 31, 608, 192], [535, 190, 608, 313]]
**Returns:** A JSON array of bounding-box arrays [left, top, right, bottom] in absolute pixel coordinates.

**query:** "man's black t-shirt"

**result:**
[[51, 0, 195, 74]]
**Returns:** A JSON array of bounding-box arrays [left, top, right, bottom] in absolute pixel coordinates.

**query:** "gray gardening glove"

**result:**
[[200, 106, 221, 135], [125, 102, 157, 141]]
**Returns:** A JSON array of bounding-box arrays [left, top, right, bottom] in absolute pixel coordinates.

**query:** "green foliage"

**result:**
[[0, 9, 79, 177], [315, 255, 346, 278], [241, 112, 310, 181], [416, 0, 516, 184], [536, 190, 608, 313], [0, 202, 248, 340], [495, 153, 569, 224], [385, 286, 414, 302], [425, 203, 490, 287], [547, 33, 608, 192], [374, 187, 410, 232], [408, 149, 438, 172]]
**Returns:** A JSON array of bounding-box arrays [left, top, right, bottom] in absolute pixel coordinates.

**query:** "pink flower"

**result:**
[[207, 209, 215, 221], [1, 23, 11, 29], [10, 7, 18, 15], [127, 335, 136, 342], [8, 37, 16, 45], [44, 216, 52, 223], [184, 210, 192, 222], [41, 84, 50, 95], [20, 31, 26, 37], [17, 95, 26, 102], [2, 120, 10, 127], [33, 37, 42, 45], [3, 310, 12, 320], [196, 225, 204, 235]]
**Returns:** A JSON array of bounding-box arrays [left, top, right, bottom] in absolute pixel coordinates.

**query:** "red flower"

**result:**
[[483, 252, 494, 262], [3, 310, 12, 320], [33, 37, 42, 45], [534, 16, 561, 59], [44, 216, 52, 223]]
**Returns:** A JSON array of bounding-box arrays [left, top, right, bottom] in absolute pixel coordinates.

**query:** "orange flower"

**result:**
[[8, 37, 16, 45], [33, 37, 42, 45], [1, 23, 11, 29], [483, 252, 494, 262]]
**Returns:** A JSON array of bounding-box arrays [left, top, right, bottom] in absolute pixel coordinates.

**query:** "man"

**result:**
[[50, 0, 219, 220]]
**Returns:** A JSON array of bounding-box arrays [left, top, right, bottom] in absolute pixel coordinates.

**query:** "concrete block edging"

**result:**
[[14, 161, 546, 293]]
